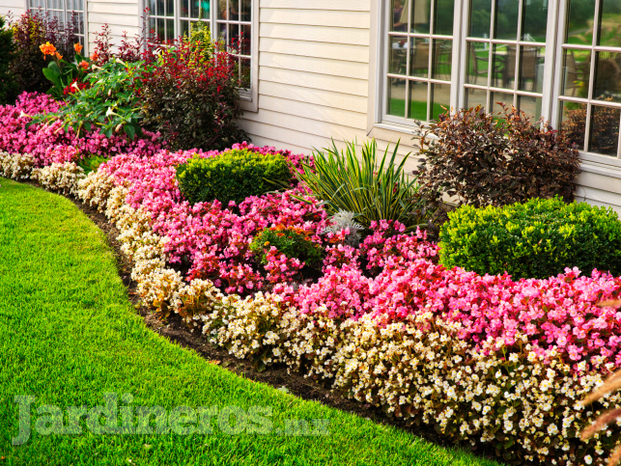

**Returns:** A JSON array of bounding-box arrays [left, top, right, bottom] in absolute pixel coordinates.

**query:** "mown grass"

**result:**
[[0, 178, 502, 466]]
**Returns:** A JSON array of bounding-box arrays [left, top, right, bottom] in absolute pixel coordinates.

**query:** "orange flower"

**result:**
[[74, 43, 83, 53], [79, 60, 89, 70], [90, 52, 98, 61], [54, 52, 63, 60], [39, 41, 56, 56]]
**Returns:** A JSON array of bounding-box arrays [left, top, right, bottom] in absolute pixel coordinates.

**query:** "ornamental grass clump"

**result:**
[[297, 139, 429, 231], [176, 148, 294, 206], [439, 197, 621, 279]]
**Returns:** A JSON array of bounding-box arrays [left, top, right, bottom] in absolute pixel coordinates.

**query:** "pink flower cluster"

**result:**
[[99, 145, 621, 371], [0, 92, 164, 166], [100, 143, 328, 294]]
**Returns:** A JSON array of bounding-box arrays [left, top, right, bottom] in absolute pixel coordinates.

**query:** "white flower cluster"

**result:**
[[32, 162, 86, 196], [0, 151, 35, 180], [9, 156, 621, 466]]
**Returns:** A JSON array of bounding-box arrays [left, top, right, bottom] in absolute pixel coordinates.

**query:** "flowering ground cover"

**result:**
[[2, 91, 621, 466], [0, 178, 499, 466]]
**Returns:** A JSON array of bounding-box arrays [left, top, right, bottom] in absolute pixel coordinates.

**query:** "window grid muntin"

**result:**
[[556, 0, 621, 158], [384, 0, 454, 123], [148, 0, 253, 90], [27, 0, 85, 45]]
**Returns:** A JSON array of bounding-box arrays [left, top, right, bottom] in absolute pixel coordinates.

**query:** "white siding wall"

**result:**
[[87, 0, 141, 52], [240, 0, 418, 160], [0, 1, 26, 18]]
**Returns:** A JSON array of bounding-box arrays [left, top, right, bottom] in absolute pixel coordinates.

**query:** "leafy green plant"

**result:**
[[8, 10, 79, 95], [250, 225, 323, 266], [297, 139, 429, 230], [39, 41, 91, 99], [439, 197, 621, 279], [31, 59, 143, 139], [76, 154, 108, 174], [0, 16, 19, 105], [414, 105, 580, 208], [176, 148, 293, 205]]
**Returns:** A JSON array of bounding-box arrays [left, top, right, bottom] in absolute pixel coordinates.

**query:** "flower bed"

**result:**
[[2, 92, 621, 466]]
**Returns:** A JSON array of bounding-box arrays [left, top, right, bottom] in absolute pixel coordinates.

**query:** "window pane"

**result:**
[[180, 20, 190, 37], [240, 0, 251, 22], [494, 43, 510, 88], [411, 0, 431, 33], [561, 49, 590, 98], [494, 0, 519, 40], [491, 92, 514, 113], [166, 0, 174, 16], [388, 78, 407, 117], [156, 0, 164, 16], [432, 39, 452, 80], [519, 46, 544, 93], [589, 105, 621, 155], [594, 52, 621, 101], [190, 0, 200, 18], [241, 24, 251, 56], [434, 0, 454, 35], [561, 102, 587, 151], [166, 19, 175, 40], [465, 87, 487, 109], [522, 0, 548, 41], [566, 0, 595, 45], [389, 37, 408, 75], [391, 0, 408, 32], [410, 41, 430, 77], [469, 0, 492, 38], [240, 57, 251, 88], [467, 42, 489, 84], [598, 0, 621, 47], [430, 83, 450, 120], [517, 95, 543, 120], [409, 82, 429, 120]]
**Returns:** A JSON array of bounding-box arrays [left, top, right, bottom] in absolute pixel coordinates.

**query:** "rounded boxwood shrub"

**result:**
[[250, 225, 323, 267], [439, 197, 621, 279], [176, 148, 293, 206]]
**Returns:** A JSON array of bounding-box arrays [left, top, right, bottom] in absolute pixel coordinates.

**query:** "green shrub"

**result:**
[[414, 105, 580, 208], [297, 139, 430, 231], [0, 16, 19, 105], [439, 197, 621, 280], [76, 155, 108, 174], [250, 225, 323, 266], [176, 149, 293, 205]]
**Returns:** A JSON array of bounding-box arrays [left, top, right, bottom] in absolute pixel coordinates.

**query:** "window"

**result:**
[[148, 0, 256, 94], [27, 0, 86, 46], [379, 0, 621, 159]]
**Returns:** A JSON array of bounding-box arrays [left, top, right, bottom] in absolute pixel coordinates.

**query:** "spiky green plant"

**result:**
[[297, 139, 429, 230]]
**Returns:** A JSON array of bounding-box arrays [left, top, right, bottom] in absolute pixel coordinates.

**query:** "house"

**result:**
[[2, 0, 621, 214]]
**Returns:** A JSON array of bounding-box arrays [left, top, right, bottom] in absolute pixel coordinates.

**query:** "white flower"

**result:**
[[584, 455, 593, 464]]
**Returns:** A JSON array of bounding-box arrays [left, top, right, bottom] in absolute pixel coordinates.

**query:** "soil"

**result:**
[[61, 191, 499, 463]]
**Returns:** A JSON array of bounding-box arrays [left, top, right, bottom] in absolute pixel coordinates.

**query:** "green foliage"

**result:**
[[41, 50, 90, 99], [250, 225, 323, 266], [0, 16, 19, 105], [31, 59, 143, 139], [414, 105, 580, 209], [297, 139, 430, 231], [176, 149, 293, 205], [8, 10, 79, 95], [76, 154, 108, 174], [439, 197, 621, 279]]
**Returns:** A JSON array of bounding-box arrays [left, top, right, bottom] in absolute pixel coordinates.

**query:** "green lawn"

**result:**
[[0, 178, 501, 466]]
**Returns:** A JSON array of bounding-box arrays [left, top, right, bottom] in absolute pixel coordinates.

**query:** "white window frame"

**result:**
[[143, 0, 259, 112], [372, 0, 621, 168], [26, 0, 88, 53]]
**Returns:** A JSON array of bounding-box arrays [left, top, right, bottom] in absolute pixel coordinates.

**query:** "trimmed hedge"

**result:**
[[439, 197, 621, 279], [176, 148, 293, 206]]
